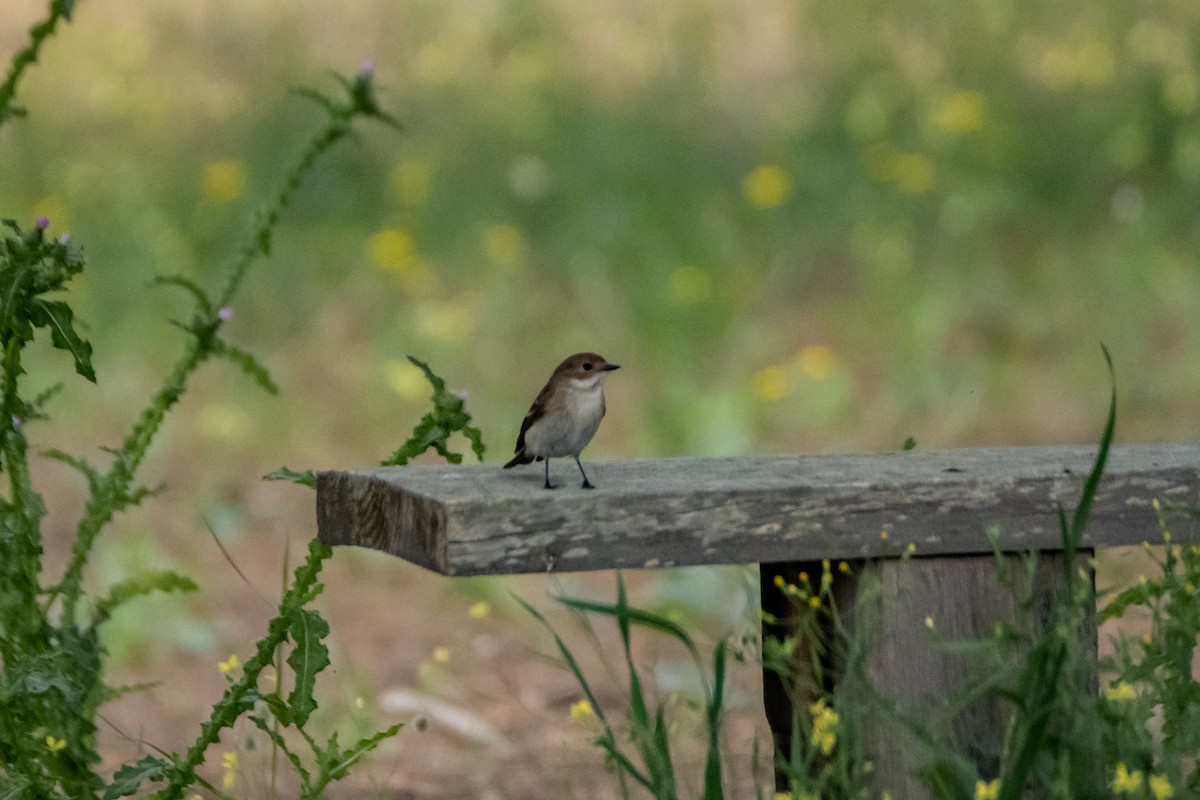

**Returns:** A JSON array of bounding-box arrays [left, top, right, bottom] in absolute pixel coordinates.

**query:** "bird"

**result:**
[[503, 352, 620, 489]]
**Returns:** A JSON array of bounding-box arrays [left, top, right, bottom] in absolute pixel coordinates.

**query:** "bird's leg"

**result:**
[[575, 456, 595, 489], [543, 458, 557, 490]]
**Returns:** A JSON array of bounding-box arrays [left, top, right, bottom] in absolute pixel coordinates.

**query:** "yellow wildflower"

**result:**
[[808, 698, 839, 755], [906, 543, 917, 555], [925, 616, 935, 630], [45, 736, 67, 754], [795, 345, 836, 380], [743, 165, 792, 209], [1149, 773, 1173, 800], [202, 160, 245, 205], [1104, 681, 1137, 702], [773, 574, 786, 588], [975, 778, 1001, 800], [222, 751, 238, 791], [838, 561, 851, 574], [218, 654, 239, 674], [432, 646, 451, 663], [1112, 763, 1143, 794], [809, 596, 822, 609], [880, 530, 889, 541], [934, 91, 986, 134], [468, 601, 491, 619], [753, 366, 789, 401], [569, 699, 595, 720]]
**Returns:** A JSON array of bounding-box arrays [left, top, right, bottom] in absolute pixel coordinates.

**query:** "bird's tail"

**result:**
[[503, 451, 535, 469]]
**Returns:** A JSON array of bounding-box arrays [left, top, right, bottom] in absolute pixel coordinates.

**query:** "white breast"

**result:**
[[523, 382, 606, 458]]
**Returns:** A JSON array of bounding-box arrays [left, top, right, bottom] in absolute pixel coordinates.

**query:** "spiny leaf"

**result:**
[[323, 723, 405, 781], [151, 274, 213, 315], [97, 680, 162, 705], [382, 356, 486, 466], [42, 447, 101, 491], [265, 465, 316, 488], [214, 341, 279, 395], [104, 754, 172, 799], [95, 571, 198, 622], [286, 607, 331, 726], [247, 713, 309, 784], [29, 298, 95, 381]]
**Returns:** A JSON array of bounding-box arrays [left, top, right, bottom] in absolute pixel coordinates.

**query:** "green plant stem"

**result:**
[[56, 342, 205, 620], [215, 120, 350, 311], [0, 0, 77, 129], [51, 87, 371, 622], [152, 542, 331, 800]]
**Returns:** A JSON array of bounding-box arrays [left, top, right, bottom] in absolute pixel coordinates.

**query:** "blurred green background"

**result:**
[[3, 0, 1198, 792], [4, 0, 1199, 480]]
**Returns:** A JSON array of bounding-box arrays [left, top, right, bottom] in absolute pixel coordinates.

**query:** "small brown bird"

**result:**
[[503, 352, 620, 489]]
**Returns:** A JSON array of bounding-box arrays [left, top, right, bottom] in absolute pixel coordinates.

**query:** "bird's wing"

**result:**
[[514, 380, 555, 454]]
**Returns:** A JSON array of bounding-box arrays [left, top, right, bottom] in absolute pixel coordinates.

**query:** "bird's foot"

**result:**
[[543, 480, 558, 490], [581, 479, 595, 489]]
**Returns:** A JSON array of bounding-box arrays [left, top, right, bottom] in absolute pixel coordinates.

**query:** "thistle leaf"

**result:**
[[29, 298, 95, 381], [286, 607, 331, 725], [265, 465, 317, 488]]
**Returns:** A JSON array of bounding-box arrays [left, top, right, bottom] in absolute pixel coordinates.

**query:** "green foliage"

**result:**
[[0, 219, 92, 382], [0, 6, 402, 797], [520, 572, 728, 800], [93, 571, 198, 623], [286, 607, 332, 726], [265, 465, 318, 487], [0, 0, 77, 126], [383, 355, 486, 466], [1100, 516, 1200, 795]]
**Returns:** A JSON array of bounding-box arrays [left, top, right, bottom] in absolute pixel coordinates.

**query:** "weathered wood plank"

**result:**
[[316, 444, 1200, 576]]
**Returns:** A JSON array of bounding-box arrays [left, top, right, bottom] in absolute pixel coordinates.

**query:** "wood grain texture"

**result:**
[[857, 553, 1095, 800], [316, 444, 1200, 575]]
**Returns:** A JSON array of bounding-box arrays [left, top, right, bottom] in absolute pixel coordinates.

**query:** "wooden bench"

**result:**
[[315, 443, 1200, 799]]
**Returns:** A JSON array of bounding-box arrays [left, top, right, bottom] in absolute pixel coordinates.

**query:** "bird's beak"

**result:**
[[603, 363, 620, 371]]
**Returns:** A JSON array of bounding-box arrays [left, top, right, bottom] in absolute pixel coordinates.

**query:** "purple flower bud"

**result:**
[[59, 233, 70, 244], [456, 389, 470, 400], [218, 307, 233, 321], [361, 59, 376, 75], [36, 216, 49, 230], [11, 415, 20, 427]]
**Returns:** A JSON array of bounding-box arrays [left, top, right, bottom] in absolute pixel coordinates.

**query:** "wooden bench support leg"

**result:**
[[761, 551, 1096, 799]]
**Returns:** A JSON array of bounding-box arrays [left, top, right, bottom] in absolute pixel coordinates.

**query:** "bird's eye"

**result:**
[[582, 362, 593, 371]]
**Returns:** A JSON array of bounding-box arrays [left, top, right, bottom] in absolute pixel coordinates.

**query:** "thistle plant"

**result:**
[[0, 4, 404, 797]]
